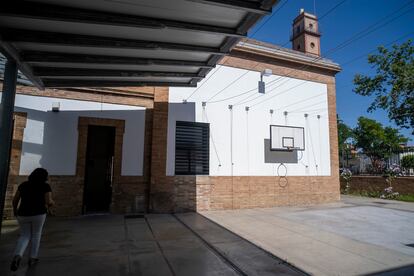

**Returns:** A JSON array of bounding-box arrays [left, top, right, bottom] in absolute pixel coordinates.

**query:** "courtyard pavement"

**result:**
[[1, 195, 413, 275], [0, 213, 304, 276], [201, 195, 414, 276]]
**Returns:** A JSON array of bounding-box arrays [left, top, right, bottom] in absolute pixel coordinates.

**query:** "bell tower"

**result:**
[[291, 9, 321, 56]]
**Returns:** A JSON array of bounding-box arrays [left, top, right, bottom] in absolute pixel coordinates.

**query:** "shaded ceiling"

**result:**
[[0, 0, 279, 89]]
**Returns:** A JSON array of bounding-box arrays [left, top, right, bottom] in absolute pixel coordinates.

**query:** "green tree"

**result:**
[[353, 40, 414, 134], [353, 117, 408, 172], [401, 155, 414, 170], [337, 116, 354, 167]]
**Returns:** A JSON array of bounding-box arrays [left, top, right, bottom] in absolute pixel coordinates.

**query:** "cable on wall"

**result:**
[[208, 86, 258, 104], [229, 104, 234, 209], [277, 163, 288, 188], [206, 64, 259, 103], [317, 114, 323, 173], [246, 106, 251, 206], [306, 116, 319, 176], [202, 103, 222, 168], [245, 106, 250, 175], [304, 114, 310, 175]]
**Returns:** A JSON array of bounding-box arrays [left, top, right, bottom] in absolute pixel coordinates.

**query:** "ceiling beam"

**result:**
[[42, 79, 197, 88], [0, 40, 43, 89], [21, 51, 214, 68], [1, 29, 226, 55], [185, 0, 272, 14], [0, 2, 245, 37], [32, 67, 203, 78]]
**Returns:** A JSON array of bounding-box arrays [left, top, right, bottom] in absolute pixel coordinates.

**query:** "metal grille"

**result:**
[[175, 121, 209, 175]]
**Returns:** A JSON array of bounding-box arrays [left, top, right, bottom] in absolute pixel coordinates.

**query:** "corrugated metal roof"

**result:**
[[0, 54, 33, 85], [0, 0, 279, 89]]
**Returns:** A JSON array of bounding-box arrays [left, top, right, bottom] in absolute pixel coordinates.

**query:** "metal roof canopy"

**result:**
[[0, 0, 278, 89]]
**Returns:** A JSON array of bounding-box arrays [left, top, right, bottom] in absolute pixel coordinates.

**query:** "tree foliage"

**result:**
[[353, 40, 414, 134], [353, 117, 408, 171], [337, 116, 353, 155], [401, 155, 414, 169], [337, 117, 354, 168]]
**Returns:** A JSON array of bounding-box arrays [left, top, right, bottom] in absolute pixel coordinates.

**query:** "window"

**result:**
[[309, 23, 314, 29], [175, 121, 209, 175], [310, 42, 315, 48]]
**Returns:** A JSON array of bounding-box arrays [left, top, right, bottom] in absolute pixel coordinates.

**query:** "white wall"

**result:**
[[5, 94, 146, 176], [167, 65, 331, 176]]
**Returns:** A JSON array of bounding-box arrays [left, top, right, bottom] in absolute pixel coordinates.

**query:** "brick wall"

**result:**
[[161, 52, 341, 212], [3, 43, 341, 216], [340, 176, 414, 195], [3, 113, 28, 218], [3, 86, 154, 219], [149, 87, 175, 212]]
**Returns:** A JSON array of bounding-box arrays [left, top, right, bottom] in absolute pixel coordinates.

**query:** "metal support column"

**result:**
[[0, 59, 17, 235]]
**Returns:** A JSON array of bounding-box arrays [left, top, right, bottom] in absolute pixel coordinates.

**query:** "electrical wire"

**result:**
[[185, 64, 223, 101], [250, 0, 290, 38], [281, 0, 349, 47], [341, 30, 414, 67], [322, 1, 414, 57], [186, 0, 290, 101], [208, 86, 258, 104], [288, 100, 327, 113], [229, 105, 234, 209], [206, 67, 257, 102], [234, 0, 414, 109], [192, 0, 411, 108], [319, 0, 348, 20], [203, 0, 291, 102], [203, 105, 222, 167], [306, 118, 319, 175]]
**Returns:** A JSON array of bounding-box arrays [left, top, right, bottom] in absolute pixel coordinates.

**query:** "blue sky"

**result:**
[[248, 0, 414, 144]]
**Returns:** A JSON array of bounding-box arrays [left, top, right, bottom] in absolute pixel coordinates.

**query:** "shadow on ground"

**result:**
[[0, 213, 306, 276]]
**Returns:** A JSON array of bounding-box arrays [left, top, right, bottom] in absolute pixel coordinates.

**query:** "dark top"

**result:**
[[17, 181, 52, 216]]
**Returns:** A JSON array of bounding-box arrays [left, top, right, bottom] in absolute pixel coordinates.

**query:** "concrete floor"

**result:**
[[0, 213, 304, 276], [201, 195, 414, 276]]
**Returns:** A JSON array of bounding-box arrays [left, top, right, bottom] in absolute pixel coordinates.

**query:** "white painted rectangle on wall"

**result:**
[[7, 94, 146, 176], [167, 65, 331, 176]]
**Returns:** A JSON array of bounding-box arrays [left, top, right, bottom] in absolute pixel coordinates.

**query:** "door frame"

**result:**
[[76, 117, 125, 214]]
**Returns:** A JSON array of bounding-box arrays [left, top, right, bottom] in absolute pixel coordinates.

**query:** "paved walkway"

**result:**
[[0, 213, 304, 276], [201, 196, 414, 276]]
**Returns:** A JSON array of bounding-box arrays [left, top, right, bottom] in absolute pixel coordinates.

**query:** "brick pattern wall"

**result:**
[[3, 44, 341, 216], [0, 83, 155, 108], [149, 87, 174, 212], [340, 176, 414, 195], [163, 53, 341, 212], [3, 113, 27, 218], [3, 87, 154, 218]]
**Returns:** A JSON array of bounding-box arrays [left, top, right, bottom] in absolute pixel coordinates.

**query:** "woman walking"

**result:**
[[10, 168, 54, 271]]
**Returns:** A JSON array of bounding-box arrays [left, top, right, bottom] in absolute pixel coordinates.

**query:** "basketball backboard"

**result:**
[[270, 125, 305, 151]]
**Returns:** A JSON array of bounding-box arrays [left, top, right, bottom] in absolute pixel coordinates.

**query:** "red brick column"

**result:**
[[149, 87, 174, 212], [3, 112, 27, 218]]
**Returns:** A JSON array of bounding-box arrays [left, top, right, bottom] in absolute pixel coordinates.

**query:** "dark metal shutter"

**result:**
[[175, 121, 209, 175]]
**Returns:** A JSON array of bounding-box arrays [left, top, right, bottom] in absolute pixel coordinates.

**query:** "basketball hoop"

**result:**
[[270, 125, 305, 151]]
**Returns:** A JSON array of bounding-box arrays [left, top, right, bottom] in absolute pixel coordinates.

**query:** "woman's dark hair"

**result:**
[[28, 168, 48, 183]]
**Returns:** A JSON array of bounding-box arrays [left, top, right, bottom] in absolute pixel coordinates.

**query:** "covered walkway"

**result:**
[[0, 213, 305, 276]]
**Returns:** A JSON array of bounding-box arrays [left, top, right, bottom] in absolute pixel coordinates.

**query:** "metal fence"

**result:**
[[340, 149, 414, 176]]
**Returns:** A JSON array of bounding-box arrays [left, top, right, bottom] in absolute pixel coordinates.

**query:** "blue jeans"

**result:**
[[14, 214, 46, 258]]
